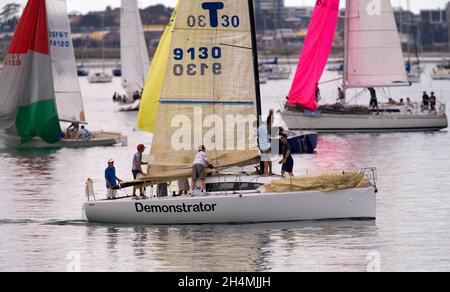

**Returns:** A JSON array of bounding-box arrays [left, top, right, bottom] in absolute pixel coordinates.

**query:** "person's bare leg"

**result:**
[[269, 161, 273, 175], [191, 179, 196, 192], [264, 161, 269, 176], [281, 171, 286, 178], [200, 179, 206, 192], [289, 172, 294, 177]]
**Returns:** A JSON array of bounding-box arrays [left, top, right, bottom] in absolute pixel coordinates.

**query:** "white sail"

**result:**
[[121, 0, 150, 96], [46, 0, 86, 122], [344, 0, 409, 88]]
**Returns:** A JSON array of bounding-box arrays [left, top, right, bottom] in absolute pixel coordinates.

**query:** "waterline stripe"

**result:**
[[160, 100, 255, 105]]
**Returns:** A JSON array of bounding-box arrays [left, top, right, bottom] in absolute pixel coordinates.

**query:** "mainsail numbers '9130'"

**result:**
[[173, 46, 222, 76]]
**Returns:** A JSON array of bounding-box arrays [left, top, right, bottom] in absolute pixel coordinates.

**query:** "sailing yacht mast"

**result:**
[[343, 0, 350, 93], [248, 0, 262, 124]]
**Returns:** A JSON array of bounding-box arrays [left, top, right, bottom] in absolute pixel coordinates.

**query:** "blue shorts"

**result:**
[[132, 170, 140, 180], [282, 157, 294, 173]]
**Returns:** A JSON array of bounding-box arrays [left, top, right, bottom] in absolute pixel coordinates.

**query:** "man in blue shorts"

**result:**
[[279, 134, 294, 178]]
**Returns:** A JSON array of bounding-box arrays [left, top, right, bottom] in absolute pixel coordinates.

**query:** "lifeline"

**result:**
[[135, 202, 218, 214]]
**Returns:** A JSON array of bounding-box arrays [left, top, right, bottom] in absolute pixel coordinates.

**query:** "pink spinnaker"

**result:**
[[288, 0, 340, 111]]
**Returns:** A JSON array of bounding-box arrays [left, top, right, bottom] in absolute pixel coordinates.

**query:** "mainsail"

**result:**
[[120, 0, 150, 96], [288, 0, 340, 111], [0, 0, 61, 143], [46, 0, 86, 123], [139, 0, 261, 181], [344, 0, 409, 88]]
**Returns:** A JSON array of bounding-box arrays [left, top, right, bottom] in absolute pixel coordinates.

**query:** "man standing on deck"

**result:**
[[192, 145, 211, 195], [105, 159, 123, 200], [132, 144, 148, 198], [279, 134, 294, 178], [368, 87, 379, 114]]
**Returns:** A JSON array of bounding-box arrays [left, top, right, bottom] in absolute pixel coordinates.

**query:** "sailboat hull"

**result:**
[[2, 131, 123, 148], [83, 186, 376, 225], [281, 111, 448, 133]]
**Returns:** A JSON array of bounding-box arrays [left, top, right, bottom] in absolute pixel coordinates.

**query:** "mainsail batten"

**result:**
[[140, 0, 261, 180]]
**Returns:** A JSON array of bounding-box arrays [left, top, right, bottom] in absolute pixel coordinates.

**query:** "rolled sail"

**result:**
[[142, 0, 261, 180], [0, 0, 61, 143]]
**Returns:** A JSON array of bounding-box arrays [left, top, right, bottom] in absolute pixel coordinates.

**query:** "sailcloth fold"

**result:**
[[0, 0, 61, 143], [288, 0, 340, 111]]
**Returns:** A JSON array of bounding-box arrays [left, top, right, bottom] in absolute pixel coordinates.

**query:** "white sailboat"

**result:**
[[0, 0, 123, 148], [281, 0, 448, 133], [118, 0, 150, 112], [405, 0, 421, 84], [83, 0, 377, 225], [431, 62, 450, 80], [88, 13, 113, 84]]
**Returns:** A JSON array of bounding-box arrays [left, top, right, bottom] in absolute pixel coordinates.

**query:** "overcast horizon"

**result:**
[[0, 0, 449, 14]]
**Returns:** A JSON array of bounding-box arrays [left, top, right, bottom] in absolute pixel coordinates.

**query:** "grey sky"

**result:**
[[0, 0, 449, 13]]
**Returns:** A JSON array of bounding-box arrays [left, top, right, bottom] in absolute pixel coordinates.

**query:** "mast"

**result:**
[[248, 0, 262, 126], [101, 12, 105, 73], [343, 0, 350, 93]]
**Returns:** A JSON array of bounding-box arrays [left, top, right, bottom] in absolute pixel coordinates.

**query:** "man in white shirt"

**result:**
[[192, 145, 211, 195]]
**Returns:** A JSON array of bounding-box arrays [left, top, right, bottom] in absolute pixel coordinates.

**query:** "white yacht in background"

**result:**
[[88, 13, 113, 84], [431, 62, 450, 80], [88, 71, 113, 83], [118, 0, 150, 112], [281, 0, 447, 133], [261, 63, 292, 80]]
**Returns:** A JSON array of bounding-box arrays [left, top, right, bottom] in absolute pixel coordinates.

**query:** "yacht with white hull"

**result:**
[[84, 174, 376, 225], [84, 0, 376, 225], [282, 105, 448, 133], [281, 0, 448, 133]]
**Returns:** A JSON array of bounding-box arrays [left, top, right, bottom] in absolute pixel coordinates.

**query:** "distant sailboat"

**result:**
[[88, 12, 113, 83], [0, 0, 123, 148], [83, 0, 377, 225], [118, 0, 150, 112], [281, 0, 448, 133]]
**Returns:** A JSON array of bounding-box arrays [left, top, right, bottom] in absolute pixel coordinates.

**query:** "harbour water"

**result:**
[[1, 64, 450, 272]]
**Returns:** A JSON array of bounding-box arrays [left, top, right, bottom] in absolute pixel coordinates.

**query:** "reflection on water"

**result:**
[[1, 66, 450, 271]]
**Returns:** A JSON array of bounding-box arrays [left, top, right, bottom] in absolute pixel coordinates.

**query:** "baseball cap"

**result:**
[[108, 159, 114, 163], [137, 144, 146, 151]]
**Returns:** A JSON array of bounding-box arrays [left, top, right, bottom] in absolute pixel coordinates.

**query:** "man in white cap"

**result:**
[[105, 159, 123, 200]]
